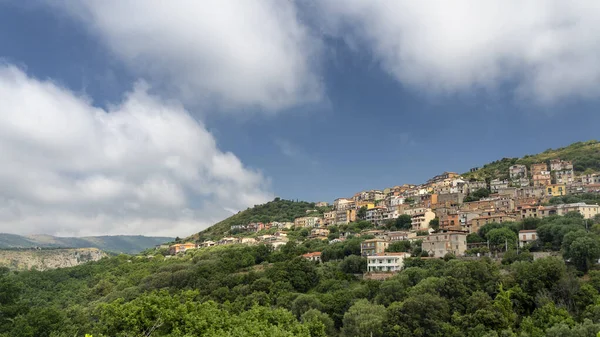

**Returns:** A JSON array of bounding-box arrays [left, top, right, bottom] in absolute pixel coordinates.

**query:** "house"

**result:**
[[519, 230, 537, 247], [315, 201, 329, 207], [459, 211, 480, 233], [516, 186, 546, 199], [467, 181, 487, 192], [389, 196, 405, 207], [334, 209, 356, 225], [294, 217, 307, 228], [218, 237, 238, 245], [546, 184, 566, 197], [509, 165, 528, 180], [310, 228, 330, 239], [169, 242, 197, 255], [270, 240, 288, 250], [582, 174, 600, 185], [427, 172, 460, 184], [383, 207, 402, 221], [333, 198, 355, 211], [335, 210, 348, 224], [323, 211, 337, 226], [199, 241, 216, 248], [302, 252, 322, 262], [407, 208, 436, 231], [366, 252, 412, 272], [360, 238, 389, 256], [386, 231, 409, 242], [439, 213, 459, 229], [305, 217, 322, 228], [555, 203, 600, 219], [490, 179, 509, 192], [550, 159, 573, 172], [421, 231, 467, 258], [470, 213, 517, 233], [532, 171, 552, 187], [240, 238, 257, 245], [531, 163, 548, 175], [365, 206, 386, 225]]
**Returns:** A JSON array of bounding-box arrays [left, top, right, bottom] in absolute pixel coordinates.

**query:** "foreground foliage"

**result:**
[[3, 214, 600, 336]]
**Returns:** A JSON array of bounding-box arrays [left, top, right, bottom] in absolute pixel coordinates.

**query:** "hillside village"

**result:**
[[167, 155, 600, 278]]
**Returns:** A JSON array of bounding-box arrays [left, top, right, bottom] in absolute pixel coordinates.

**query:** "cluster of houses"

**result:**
[[168, 159, 600, 277], [169, 232, 290, 255]]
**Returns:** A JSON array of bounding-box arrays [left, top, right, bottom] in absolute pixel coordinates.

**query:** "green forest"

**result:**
[[2, 213, 600, 336]]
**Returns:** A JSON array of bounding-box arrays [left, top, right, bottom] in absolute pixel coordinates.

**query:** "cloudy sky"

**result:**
[[1, 1, 600, 237]]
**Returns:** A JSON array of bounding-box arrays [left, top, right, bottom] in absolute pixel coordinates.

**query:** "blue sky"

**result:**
[[1, 2, 600, 236]]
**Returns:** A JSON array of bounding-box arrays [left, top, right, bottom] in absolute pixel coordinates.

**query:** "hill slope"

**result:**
[[0, 248, 106, 271], [463, 140, 600, 181], [191, 198, 323, 240], [0, 234, 173, 254]]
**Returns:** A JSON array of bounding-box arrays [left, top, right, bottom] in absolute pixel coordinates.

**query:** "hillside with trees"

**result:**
[[463, 140, 600, 181], [2, 213, 600, 336], [190, 198, 329, 241]]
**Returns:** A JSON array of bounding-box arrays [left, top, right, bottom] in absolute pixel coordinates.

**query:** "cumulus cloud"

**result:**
[[317, 1, 600, 103], [58, 0, 322, 112], [0, 65, 272, 237]]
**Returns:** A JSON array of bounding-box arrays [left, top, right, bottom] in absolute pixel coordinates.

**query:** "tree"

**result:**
[[357, 206, 367, 220], [384, 293, 450, 337], [301, 309, 335, 337], [487, 227, 518, 251], [340, 255, 367, 274], [567, 236, 600, 272], [467, 232, 484, 243], [386, 240, 412, 253], [394, 215, 413, 230], [464, 188, 491, 202], [429, 217, 440, 232], [341, 299, 386, 337]]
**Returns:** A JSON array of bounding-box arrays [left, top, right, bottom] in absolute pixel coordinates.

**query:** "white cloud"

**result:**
[[317, 1, 600, 103], [58, 0, 322, 112], [0, 65, 272, 237]]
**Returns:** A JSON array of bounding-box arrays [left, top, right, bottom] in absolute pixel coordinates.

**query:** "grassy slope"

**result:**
[[189, 199, 320, 241], [462, 140, 600, 181], [0, 234, 174, 254]]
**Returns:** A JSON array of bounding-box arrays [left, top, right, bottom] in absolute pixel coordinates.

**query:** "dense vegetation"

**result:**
[[463, 140, 600, 181], [1, 214, 600, 336], [192, 199, 329, 240], [0, 234, 173, 254]]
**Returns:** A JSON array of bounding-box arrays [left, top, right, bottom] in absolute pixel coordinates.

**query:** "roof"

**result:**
[[362, 238, 387, 243], [369, 252, 411, 257], [302, 252, 322, 257], [519, 229, 537, 233]]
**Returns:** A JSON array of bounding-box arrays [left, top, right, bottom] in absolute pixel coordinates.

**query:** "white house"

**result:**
[[367, 252, 412, 272], [519, 230, 537, 247]]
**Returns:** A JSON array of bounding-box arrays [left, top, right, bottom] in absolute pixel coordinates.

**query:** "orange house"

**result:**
[[169, 242, 197, 255]]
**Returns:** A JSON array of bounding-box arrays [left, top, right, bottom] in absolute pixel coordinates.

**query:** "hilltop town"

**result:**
[[168, 154, 600, 277]]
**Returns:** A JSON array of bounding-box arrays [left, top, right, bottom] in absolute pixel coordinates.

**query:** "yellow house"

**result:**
[[347, 209, 357, 222], [356, 201, 376, 209], [546, 184, 566, 197]]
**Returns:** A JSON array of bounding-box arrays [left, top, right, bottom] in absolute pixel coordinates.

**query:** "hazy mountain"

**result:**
[[0, 234, 173, 254]]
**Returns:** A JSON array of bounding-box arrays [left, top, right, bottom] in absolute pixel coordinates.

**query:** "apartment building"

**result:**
[[360, 238, 389, 256], [366, 252, 412, 272], [555, 203, 600, 219], [421, 231, 467, 258]]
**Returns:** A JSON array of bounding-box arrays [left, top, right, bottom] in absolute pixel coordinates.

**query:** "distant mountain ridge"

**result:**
[[0, 234, 174, 254]]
